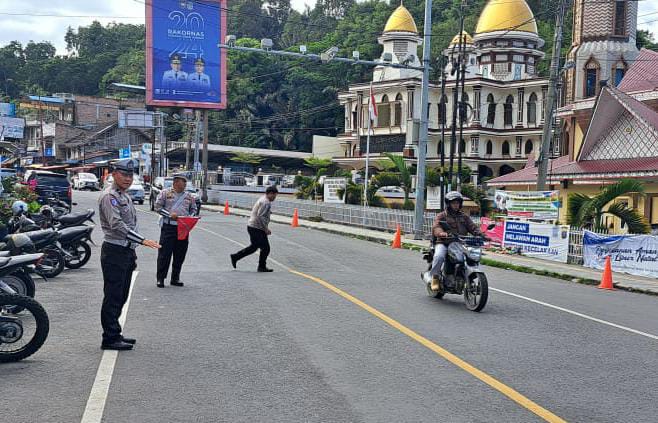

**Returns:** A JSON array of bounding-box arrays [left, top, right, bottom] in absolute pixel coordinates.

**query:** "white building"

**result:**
[[334, 0, 555, 182]]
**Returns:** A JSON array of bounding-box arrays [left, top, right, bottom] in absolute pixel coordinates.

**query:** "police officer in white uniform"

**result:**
[[98, 159, 160, 351], [188, 57, 211, 90], [161, 54, 188, 90], [155, 173, 197, 288]]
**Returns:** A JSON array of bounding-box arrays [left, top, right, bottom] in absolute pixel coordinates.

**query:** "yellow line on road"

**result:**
[[288, 269, 567, 423]]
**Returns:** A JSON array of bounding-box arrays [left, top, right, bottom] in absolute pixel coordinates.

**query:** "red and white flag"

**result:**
[[368, 84, 377, 127]]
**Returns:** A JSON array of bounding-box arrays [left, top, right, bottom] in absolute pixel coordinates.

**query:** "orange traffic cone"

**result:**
[[392, 225, 402, 249], [291, 208, 299, 228], [597, 256, 615, 290], [223, 200, 230, 216]]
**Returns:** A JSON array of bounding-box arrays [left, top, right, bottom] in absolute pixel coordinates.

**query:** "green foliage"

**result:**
[[230, 152, 265, 165], [383, 153, 412, 202], [460, 183, 490, 217], [637, 30, 658, 50]]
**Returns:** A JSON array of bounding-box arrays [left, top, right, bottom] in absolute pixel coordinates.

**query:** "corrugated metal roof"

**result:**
[[618, 49, 658, 94]]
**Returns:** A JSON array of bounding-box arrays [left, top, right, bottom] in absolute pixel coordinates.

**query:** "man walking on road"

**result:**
[[230, 186, 278, 272], [98, 159, 160, 351], [155, 173, 198, 288]]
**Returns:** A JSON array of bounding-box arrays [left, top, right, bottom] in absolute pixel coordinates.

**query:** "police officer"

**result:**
[[161, 54, 188, 90], [188, 57, 211, 89], [155, 173, 197, 288], [98, 159, 161, 351]]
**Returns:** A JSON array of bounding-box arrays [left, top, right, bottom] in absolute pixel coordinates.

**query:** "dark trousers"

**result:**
[[157, 224, 189, 282], [100, 242, 136, 343], [234, 226, 270, 269]]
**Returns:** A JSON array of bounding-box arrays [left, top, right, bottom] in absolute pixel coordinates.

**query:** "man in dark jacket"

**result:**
[[430, 191, 482, 291]]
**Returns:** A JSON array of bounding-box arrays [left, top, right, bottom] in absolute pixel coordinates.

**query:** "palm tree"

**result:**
[[567, 179, 649, 234], [383, 153, 412, 204]]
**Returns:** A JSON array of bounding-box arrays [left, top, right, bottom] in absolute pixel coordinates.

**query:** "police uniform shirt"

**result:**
[[188, 72, 211, 89], [98, 185, 143, 247], [162, 70, 188, 89], [155, 188, 197, 226]]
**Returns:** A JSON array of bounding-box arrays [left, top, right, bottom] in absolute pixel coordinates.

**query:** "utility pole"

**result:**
[[201, 110, 209, 202], [39, 96, 45, 165], [448, 0, 466, 194], [439, 58, 446, 210], [537, 0, 568, 190], [412, 0, 433, 239], [193, 110, 201, 175], [457, 28, 467, 190]]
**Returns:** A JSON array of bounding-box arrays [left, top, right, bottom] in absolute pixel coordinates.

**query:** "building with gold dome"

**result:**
[[332, 0, 554, 183]]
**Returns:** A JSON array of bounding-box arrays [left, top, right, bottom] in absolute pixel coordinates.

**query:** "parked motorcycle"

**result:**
[[1, 232, 66, 279], [421, 222, 494, 312], [58, 226, 94, 269], [0, 253, 44, 313]]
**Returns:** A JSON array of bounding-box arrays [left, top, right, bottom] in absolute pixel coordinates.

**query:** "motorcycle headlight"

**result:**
[[467, 248, 482, 261]]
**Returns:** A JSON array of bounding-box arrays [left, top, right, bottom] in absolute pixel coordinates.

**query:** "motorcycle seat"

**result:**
[[58, 226, 90, 242], [57, 212, 90, 225], [24, 229, 57, 243]]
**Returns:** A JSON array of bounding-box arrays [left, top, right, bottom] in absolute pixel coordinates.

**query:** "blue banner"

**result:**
[[583, 231, 658, 278], [146, 0, 227, 109]]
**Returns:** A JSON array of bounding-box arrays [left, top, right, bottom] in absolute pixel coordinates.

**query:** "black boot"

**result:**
[[101, 340, 133, 351], [170, 280, 184, 287], [157, 280, 164, 288]]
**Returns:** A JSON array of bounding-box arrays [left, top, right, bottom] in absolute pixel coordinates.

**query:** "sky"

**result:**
[[0, 0, 657, 54]]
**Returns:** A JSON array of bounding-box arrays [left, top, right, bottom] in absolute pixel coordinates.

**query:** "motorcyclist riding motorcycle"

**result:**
[[430, 191, 483, 292]]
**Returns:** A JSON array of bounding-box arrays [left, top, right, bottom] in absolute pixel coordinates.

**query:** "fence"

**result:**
[[210, 190, 438, 237]]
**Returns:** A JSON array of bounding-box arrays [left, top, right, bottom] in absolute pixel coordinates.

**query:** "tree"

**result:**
[[382, 153, 413, 205], [637, 29, 658, 50], [230, 152, 265, 173], [567, 179, 649, 234]]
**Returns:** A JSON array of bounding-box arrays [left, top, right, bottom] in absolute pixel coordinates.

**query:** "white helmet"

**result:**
[[12, 200, 28, 216], [444, 191, 464, 208]]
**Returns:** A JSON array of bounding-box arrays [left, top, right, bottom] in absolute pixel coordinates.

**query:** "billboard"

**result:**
[[0, 117, 25, 139], [503, 221, 570, 263], [0, 103, 16, 117], [146, 0, 227, 109], [323, 177, 346, 203], [494, 190, 560, 220]]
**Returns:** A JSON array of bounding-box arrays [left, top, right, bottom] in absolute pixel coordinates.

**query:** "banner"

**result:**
[[583, 231, 658, 278], [503, 221, 570, 263], [426, 186, 442, 210], [0, 117, 24, 139], [323, 177, 346, 203], [495, 190, 560, 220], [146, 0, 227, 109], [480, 217, 504, 246]]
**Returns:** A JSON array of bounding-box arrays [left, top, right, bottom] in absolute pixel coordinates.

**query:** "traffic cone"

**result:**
[[291, 208, 299, 228], [223, 200, 230, 216], [597, 256, 615, 290], [392, 225, 402, 249]]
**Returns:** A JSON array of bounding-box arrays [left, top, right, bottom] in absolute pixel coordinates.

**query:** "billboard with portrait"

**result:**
[[146, 0, 227, 109]]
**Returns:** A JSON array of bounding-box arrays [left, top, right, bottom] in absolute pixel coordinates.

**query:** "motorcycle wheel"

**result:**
[[464, 273, 488, 312], [0, 272, 36, 314], [64, 241, 92, 269], [0, 293, 49, 363], [39, 248, 65, 278]]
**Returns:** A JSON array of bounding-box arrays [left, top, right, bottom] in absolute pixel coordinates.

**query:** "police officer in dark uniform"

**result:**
[[155, 173, 197, 288], [98, 159, 160, 351]]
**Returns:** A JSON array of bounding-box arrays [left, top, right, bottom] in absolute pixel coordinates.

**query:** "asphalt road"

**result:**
[[3, 190, 658, 423]]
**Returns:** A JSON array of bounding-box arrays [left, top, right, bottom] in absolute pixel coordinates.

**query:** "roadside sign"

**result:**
[[119, 146, 131, 159], [323, 177, 346, 203]]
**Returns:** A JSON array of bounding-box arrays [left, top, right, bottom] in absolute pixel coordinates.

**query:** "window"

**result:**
[[486, 140, 493, 155], [437, 141, 444, 157], [438, 95, 448, 125], [614, 63, 626, 87], [525, 139, 534, 155], [486, 94, 496, 126], [584, 59, 599, 98], [527, 93, 537, 125], [502, 140, 510, 156], [459, 139, 466, 155], [459, 92, 469, 124], [614, 0, 627, 36], [470, 136, 479, 154], [504, 95, 514, 127], [515, 136, 523, 156], [378, 95, 391, 127], [427, 103, 431, 119], [352, 111, 357, 130], [394, 93, 403, 126]]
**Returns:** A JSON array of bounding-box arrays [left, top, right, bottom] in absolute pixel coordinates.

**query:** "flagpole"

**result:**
[[364, 83, 373, 212]]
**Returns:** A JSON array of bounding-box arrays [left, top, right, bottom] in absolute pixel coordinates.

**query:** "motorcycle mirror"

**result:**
[[486, 223, 496, 231]]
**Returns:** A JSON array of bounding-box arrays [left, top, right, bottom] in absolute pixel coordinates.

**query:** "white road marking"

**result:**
[[491, 287, 658, 341], [81, 271, 139, 423]]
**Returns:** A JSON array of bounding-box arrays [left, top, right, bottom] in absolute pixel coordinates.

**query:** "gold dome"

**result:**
[[475, 0, 538, 34], [450, 31, 473, 46], [383, 5, 418, 34]]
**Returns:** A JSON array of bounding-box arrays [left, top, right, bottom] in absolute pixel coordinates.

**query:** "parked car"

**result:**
[[127, 176, 145, 204], [25, 171, 72, 209], [149, 176, 201, 214], [72, 172, 100, 191], [377, 186, 404, 194]]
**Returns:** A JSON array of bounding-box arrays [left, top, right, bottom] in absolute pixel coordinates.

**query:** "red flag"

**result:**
[[177, 216, 200, 240]]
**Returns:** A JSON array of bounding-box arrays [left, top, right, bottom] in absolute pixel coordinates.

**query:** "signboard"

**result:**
[[323, 177, 346, 204], [426, 186, 442, 210], [480, 217, 504, 246], [45, 147, 54, 157], [119, 146, 131, 159], [0, 103, 16, 117], [0, 117, 25, 139], [119, 110, 154, 128], [583, 231, 658, 278], [145, 0, 227, 109], [503, 221, 570, 263], [494, 190, 560, 220]]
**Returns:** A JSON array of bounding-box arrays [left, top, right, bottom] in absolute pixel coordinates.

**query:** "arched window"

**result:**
[[394, 93, 403, 126], [486, 94, 496, 126], [613, 62, 626, 87], [525, 139, 533, 155], [502, 140, 510, 156], [504, 95, 514, 127], [527, 92, 537, 125], [378, 95, 391, 127], [459, 92, 469, 124], [437, 140, 444, 157], [438, 95, 448, 125], [486, 140, 493, 155], [584, 59, 600, 98], [352, 144, 358, 157]]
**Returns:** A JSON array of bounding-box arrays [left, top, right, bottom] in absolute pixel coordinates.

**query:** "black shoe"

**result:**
[[121, 336, 136, 345], [257, 267, 274, 273], [101, 340, 133, 351], [230, 254, 238, 269], [157, 280, 165, 288], [171, 280, 184, 287]]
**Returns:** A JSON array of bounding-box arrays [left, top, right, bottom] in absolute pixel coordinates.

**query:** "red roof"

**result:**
[[618, 49, 658, 94]]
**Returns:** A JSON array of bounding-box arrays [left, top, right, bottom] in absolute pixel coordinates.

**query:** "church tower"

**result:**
[[566, 0, 639, 102]]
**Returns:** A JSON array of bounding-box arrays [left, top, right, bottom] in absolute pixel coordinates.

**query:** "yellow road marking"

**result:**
[[288, 269, 567, 423]]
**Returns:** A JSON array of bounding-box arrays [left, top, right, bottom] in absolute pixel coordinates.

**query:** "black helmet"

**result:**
[[445, 191, 463, 208]]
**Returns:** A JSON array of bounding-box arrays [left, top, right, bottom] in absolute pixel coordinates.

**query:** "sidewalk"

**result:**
[[203, 204, 658, 295]]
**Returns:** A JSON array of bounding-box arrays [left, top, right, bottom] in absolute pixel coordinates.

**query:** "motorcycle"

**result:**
[[421, 221, 495, 312], [0, 287, 50, 362], [1, 231, 66, 279], [0, 253, 45, 314]]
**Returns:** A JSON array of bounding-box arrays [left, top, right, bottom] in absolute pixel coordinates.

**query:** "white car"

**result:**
[[73, 172, 100, 191], [127, 176, 145, 204]]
